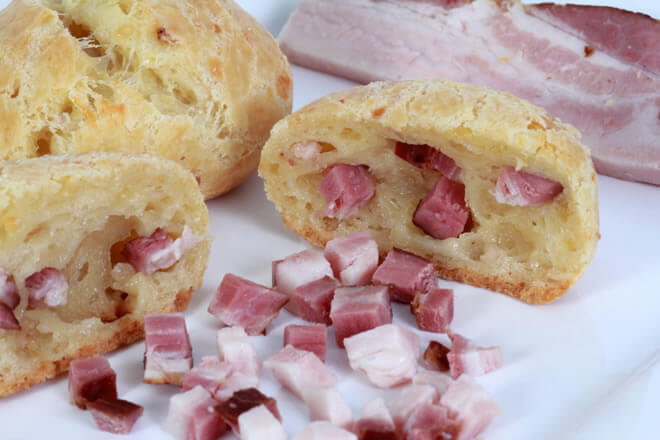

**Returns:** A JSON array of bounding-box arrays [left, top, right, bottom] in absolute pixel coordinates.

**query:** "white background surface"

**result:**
[[0, 1, 659, 439]]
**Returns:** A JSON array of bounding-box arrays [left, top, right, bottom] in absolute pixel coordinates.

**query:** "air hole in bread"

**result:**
[[319, 142, 336, 154], [9, 82, 19, 99], [101, 288, 135, 323], [117, 0, 131, 15], [110, 230, 139, 266], [173, 87, 197, 106], [34, 130, 52, 157], [61, 99, 73, 114], [89, 83, 114, 100], [76, 262, 89, 282], [61, 18, 106, 58]]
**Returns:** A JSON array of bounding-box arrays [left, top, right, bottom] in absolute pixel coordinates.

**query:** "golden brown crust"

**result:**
[[0, 0, 292, 199], [260, 79, 599, 304]]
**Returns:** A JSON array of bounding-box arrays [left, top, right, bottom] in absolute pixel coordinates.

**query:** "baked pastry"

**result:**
[[259, 79, 599, 304], [0, 152, 210, 397], [0, 0, 292, 199]]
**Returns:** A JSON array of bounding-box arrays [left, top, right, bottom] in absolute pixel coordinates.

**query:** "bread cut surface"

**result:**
[[0, 0, 292, 199], [0, 152, 210, 397], [259, 80, 599, 304]]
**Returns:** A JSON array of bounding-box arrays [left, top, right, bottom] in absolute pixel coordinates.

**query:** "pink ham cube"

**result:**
[[68, 356, 118, 409], [411, 288, 454, 333], [0, 303, 20, 330], [324, 231, 379, 286], [216, 388, 281, 434], [344, 324, 420, 388], [25, 267, 68, 308], [293, 421, 358, 440], [87, 398, 144, 434], [0, 268, 19, 309], [413, 176, 470, 240], [423, 341, 451, 372], [372, 249, 436, 303], [292, 276, 338, 325], [319, 164, 375, 220], [413, 369, 454, 396], [181, 356, 233, 395], [143, 313, 192, 385], [404, 403, 455, 440], [439, 375, 500, 440], [494, 167, 563, 206], [216, 326, 260, 376], [213, 371, 259, 403], [264, 345, 336, 400], [330, 285, 392, 348], [284, 324, 327, 362], [355, 398, 397, 439], [395, 142, 461, 181], [447, 333, 503, 379], [387, 384, 438, 431], [302, 386, 353, 430], [123, 226, 199, 275], [165, 386, 227, 440], [238, 405, 287, 440], [208, 274, 288, 336]]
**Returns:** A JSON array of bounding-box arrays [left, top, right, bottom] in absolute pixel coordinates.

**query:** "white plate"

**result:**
[[0, 1, 659, 439]]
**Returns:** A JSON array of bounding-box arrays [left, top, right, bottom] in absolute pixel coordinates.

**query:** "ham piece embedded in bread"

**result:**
[[319, 164, 376, 219], [413, 177, 471, 240], [87, 398, 144, 435], [395, 142, 461, 181], [124, 226, 199, 275], [292, 276, 338, 325], [330, 285, 392, 348], [208, 274, 288, 335], [143, 313, 193, 385], [284, 324, 328, 362], [25, 267, 68, 308], [279, 0, 660, 186], [68, 356, 118, 409], [324, 231, 379, 286], [0, 268, 19, 310], [264, 345, 336, 399], [372, 249, 436, 303], [447, 333, 503, 379], [494, 168, 564, 206], [0, 303, 19, 330]]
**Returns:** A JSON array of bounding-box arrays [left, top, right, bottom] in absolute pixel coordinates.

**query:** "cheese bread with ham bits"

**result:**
[[259, 79, 599, 304], [0, 152, 209, 397]]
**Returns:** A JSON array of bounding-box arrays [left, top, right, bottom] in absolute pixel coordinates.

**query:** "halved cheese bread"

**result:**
[[0, 0, 292, 199], [259, 80, 599, 304], [0, 153, 210, 397]]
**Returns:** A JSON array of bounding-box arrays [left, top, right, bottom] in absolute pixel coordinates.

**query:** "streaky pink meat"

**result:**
[[25, 267, 68, 308], [387, 384, 438, 432], [0, 303, 20, 330], [344, 324, 420, 388], [329, 285, 392, 348], [422, 341, 451, 372], [494, 167, 563, 206], [324, 231, 379, 286], [439, 375, 500, 440], [208, 274, 288, 335], [273, 249, 334, 315], [302, 386, 353, 430], [216, 326, 260, 376], [124, 226, 199, 275], [264, 345, 336, 399], [165, 386, 227, 440], [293, 421, 358, 440], [356, 398, 397, 439], [143, 313, 192, 385], [413, 177, 470, 240], [413, 368, 454, 396], [68, 356, 117, 409], [284, 323, 328, 362], [213, 371, 259, 403], [447, 333, 503, 379], [411, 288, 454, 333], [395, 142, 461, 181], [318, 164, 376, 220], [181, 356, 232, 395], [238, 405, 287, 440], [404, 403, 455, 440], [372, 249, 436, 303], [87, 398, 144, 435], [216, 388, 281, 434], [292, 276, 338, 325], [279, 0, 660, 186], [0, 268, 19, 309]]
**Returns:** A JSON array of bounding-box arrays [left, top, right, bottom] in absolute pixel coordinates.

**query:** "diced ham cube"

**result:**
[[303, 386, 353, 430], [292, 276, 338, 325], [404, 403, 456, 440], [330, 286, 392, 348], [68, 356, 118, 409], [423, 341, 451, 372], [293, 421, 358, 440], [273, 249, 334, 315], [264, 345, 336, 399], [25, 267, 68, 308], [284, 324, 327, 362], [182, 357, 232, 395], [216, 388, 281, 434], [213, 372, 260, 403], [124, 226, 200, 274], [324, 231, 379, 286], [319, 164, 375, 220], [439, 375, 500, 440], [355, 398, 396, 439], [411, 288, 453, 333], [216, 326, 260, 376], [143, 313, 192, 385], [344, 324, 419, 388], [372, 249, 436, 303], [165, 386, 227, 440], [87, 398, 144, 435], [238, 405, 287, 440], [447, 333, 503, 379], [0, 268, 19, 309], [0, 303, 20, 330], [494, 167, 563, 206], [208, 274, 288, 336], [395, 142, 461, 181], [387, 384, 438, 431], [413, 177, 470, 240], [413, 369, 453, 396]]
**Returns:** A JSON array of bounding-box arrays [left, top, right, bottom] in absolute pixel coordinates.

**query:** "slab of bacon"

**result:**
[[87, 398, 144, 435], [447, 333, 503, 379], [143, 313, 193, 385], [372, 249, 436, 303], [264, 345, 337, 399], [237, 405, 287, 440], [25, 267, 68, 308], [324, 231, 379, 286], [68, 356, 118, 409], [124, 225, 199, 274], [284, 323, 328, 362], [319, 164, 376, 219], [279, 0, 660, 186], [208, 274, 288, 335], [293, 421, 358, 440], [413, 177, 471, 240], [292, 276, 338, 325], [330, 285, 392, 348], [411, 288, 454, 333], [302, 386, 353, 430], [216, 326, 260, 376], [165, 386, 227, 440]]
